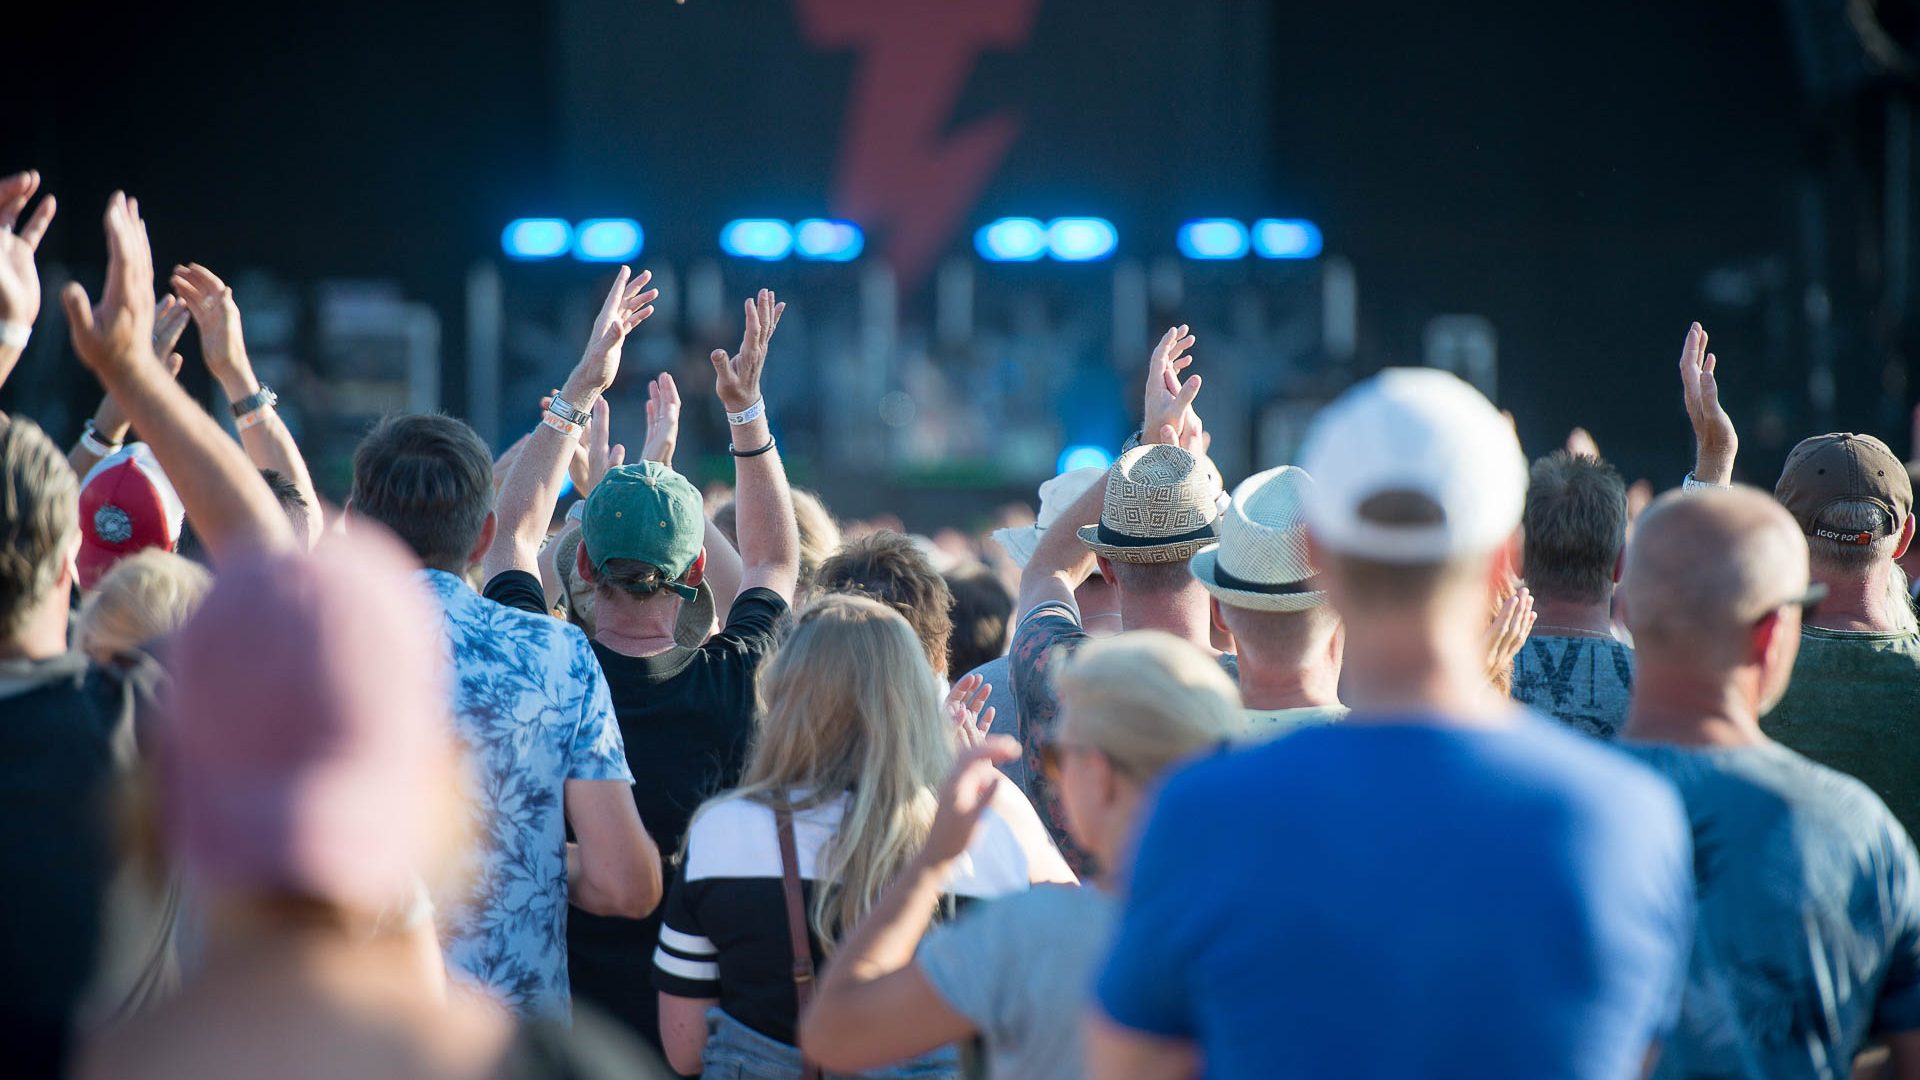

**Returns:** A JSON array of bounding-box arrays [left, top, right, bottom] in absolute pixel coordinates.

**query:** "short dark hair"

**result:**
[[259, 468, 311, 537], [1523, 451, 1627, 604], [817, 531, 953, 673], [0, 419, 79, 638], [350, 415, 493, 572], [944, 565, 1014, 677]]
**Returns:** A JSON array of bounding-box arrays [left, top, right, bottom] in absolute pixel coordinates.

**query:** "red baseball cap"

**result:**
[[77, 444, 185, 590]]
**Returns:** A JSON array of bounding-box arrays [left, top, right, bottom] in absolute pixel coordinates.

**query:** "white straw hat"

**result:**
[[990, 466, 1109, 568], [1191, 466, 1326, 612]]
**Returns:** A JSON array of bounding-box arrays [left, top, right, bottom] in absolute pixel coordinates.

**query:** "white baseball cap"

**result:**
[[1298, 368, 1526, 563]]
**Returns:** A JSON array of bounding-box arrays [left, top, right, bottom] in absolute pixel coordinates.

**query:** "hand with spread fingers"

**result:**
[[79, 296, 188, 460], [62, 192, 158, 381], [921, 737, 1020, 866], [1142, 324, 1203, 448], [945, 673, 997, 752], [710, 288, 785, 413], [641, 372, 682, 466], [0, 170, 57, 336], [1678, 321, 1737, 485], [573, 266, 658, 400]]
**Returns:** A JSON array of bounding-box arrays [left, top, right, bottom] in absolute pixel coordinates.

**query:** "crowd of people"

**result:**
[[3, 166, 1920, 1080]]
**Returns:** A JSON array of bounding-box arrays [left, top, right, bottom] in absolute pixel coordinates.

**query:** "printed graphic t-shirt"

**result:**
[[1509, 632, 1635, 738]]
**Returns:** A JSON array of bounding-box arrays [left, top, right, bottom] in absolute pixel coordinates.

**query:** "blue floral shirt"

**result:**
[[420, 570, 633, 1019]]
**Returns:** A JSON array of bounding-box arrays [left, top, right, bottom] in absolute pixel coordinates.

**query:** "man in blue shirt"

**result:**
[[1618, 485, 1920, 1077], [1091, 368, 1695, 1080]]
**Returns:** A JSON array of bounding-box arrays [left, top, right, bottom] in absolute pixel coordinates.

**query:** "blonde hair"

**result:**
[[1054, 631, 1245, 781], [712, 593, 952, 951], [76, 550, 212, 664]]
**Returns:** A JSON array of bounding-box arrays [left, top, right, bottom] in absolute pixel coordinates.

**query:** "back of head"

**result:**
[[1774, 433, 1913, 575], [1622, 486, 1809, 670], [1055, 630, 1244, 781], [1522, 451, 1626, 604], [944, 564, 1014, 676], [165, 528, 453, 915], [259, 467, 312, 542], [1218, 603, 1340, 666], [791, 488, 842, 594], [740, 593, 951, 947], [77, 550, 213, 665], [349, 414, 493, 572], [1299, 368, 1527, 618], [816, 530, 954, 674], [0, 418, 79, 640]]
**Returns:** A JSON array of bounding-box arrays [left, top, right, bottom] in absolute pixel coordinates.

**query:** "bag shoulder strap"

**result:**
[[773, 790, 822, 1080]]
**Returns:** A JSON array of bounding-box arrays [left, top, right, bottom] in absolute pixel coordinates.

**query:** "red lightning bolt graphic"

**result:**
[[796, 0, 1040, 289]]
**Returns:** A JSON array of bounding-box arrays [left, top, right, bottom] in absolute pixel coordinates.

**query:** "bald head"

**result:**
[[1622, 487, 1809, 668]]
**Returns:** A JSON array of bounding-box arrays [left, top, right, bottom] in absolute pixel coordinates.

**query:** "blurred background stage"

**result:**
[[6, 0, 1919, 525]]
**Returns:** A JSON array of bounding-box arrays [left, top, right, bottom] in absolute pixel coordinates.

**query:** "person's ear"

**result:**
[[685, 549, 707, 589], [466, 511, 498, 567], [1489, 527, 1523, 590], [1095, 555, 1117, 586], [575, 542, 598, 583], [1612, 547, 1625, 585], [1749, 608, 1788, 672], [1209, 597, 1229, 637], [1896, 514, 1916, 560]]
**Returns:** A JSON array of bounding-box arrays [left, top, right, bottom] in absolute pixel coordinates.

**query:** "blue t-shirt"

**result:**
[[1098, 713, 1693, 1080], [1623, 742, 1920, 1078], [422, 570, 634, 1020]]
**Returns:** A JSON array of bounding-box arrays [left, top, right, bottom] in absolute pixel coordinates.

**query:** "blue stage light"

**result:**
[[501, 219, 572, 260], [1251, 218, 1323, 259], [1057, 444, 1115, 474], [1177, 219, 1251, 260], [793, 218, 864, 261], [721, 219, 795, 261], [1046, 217, 1118, 261], [975, 217, 1049, 262], [572, 219, 644, 262]]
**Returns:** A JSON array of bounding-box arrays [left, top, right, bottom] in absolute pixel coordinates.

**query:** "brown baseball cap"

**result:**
[[1773, 433, 1913, 545]]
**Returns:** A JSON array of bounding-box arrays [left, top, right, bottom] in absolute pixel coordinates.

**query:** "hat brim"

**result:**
[[989, 526, 1042, 568], [1075, 523, 1214, 564], [1189, 546, 1328, 613], [673, 579, 718, 648]]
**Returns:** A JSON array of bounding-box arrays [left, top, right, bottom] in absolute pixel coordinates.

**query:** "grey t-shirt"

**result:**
[[1509, 633, 1634, 738], [966, 655, 1028, 795], [1622, 741, 1920, 1078], [916, 885, 1115, 1080]]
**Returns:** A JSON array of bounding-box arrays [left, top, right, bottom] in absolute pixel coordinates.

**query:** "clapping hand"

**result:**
[[710, 289, 785, 412], [1483, 585, 1536, 692], [945, 673, 996, 752], [0, 170, 56, 330], [62, 193, 158, 382], [1143, 324, 1205, 450], [1678, 322, 1737, 485], [567, 397, 626, 496], [574, 267, 657, 397], [920, 736, 1020, 867], [641, 373, 681, 466], [170, 263, 251, 381]]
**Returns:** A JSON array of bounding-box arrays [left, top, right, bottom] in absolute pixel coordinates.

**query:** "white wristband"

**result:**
[[726, 398, 766, 426], [0, 321, 30, 349], [542, 411, 584, 440]]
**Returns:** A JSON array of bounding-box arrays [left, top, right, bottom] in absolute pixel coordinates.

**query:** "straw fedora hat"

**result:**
[[1076, 443, 1224, 564], [1190, 466, 1327, 612]]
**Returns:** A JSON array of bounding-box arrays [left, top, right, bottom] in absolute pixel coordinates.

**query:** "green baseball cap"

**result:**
[[582, 462, 704, 600]]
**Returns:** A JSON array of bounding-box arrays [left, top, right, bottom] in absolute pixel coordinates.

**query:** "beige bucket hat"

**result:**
[[1076, 443, 1224, 564], [1190, 466, 1327, 612]]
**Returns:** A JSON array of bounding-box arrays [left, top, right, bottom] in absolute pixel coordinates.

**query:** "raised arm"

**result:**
[[0, 170, 56, 392], [1678, 322, 1737, 486], [68, 298, 187, 476], [712, 289, 799, 601], [481, 267, 657, 583], [639, 370, 744, 616], [171, 263, 325, 545], [61, 193, 293, 558]]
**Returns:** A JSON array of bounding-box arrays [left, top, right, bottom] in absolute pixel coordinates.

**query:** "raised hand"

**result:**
[[0, 170, 57, 329], [1564, 427, 1601, 460], [170, 263, 252, 382], [62, 193, 157, 381], [1483, 585, 1535, 693], [944, 673, 996, 752], [1678, 322, 1737, 485], [1143, 324, 1203, 447], [710, 288, 785, 412], [568, 396, 626, 496], [641, 372, 682, 466], [575, 267, 657, 397], [921, 736, 1019, 866]]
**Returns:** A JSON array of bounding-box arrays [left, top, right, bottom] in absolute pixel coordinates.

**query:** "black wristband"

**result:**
[[729, 436, 778, 458]]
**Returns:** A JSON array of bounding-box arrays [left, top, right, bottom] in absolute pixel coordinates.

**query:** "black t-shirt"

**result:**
[[481, 571, 789, 1049], [0, 652, 149, 1078]]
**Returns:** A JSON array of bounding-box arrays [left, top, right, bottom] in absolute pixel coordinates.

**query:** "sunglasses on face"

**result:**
[[1760, 582, 1828, 626]]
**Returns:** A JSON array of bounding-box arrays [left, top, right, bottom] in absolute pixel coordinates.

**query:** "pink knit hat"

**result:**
[[163, 529, 450, 911]]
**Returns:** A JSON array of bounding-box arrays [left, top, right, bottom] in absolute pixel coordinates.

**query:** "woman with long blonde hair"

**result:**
[[655, 594, 1070, 1078]]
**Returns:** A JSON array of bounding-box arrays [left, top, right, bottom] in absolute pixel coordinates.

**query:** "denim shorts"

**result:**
[[700, 1007, 961, 1080]]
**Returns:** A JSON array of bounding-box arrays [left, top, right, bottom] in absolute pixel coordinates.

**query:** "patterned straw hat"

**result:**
[[1076, 443, 1224, 564], [1190, 466, 1327, 612]]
